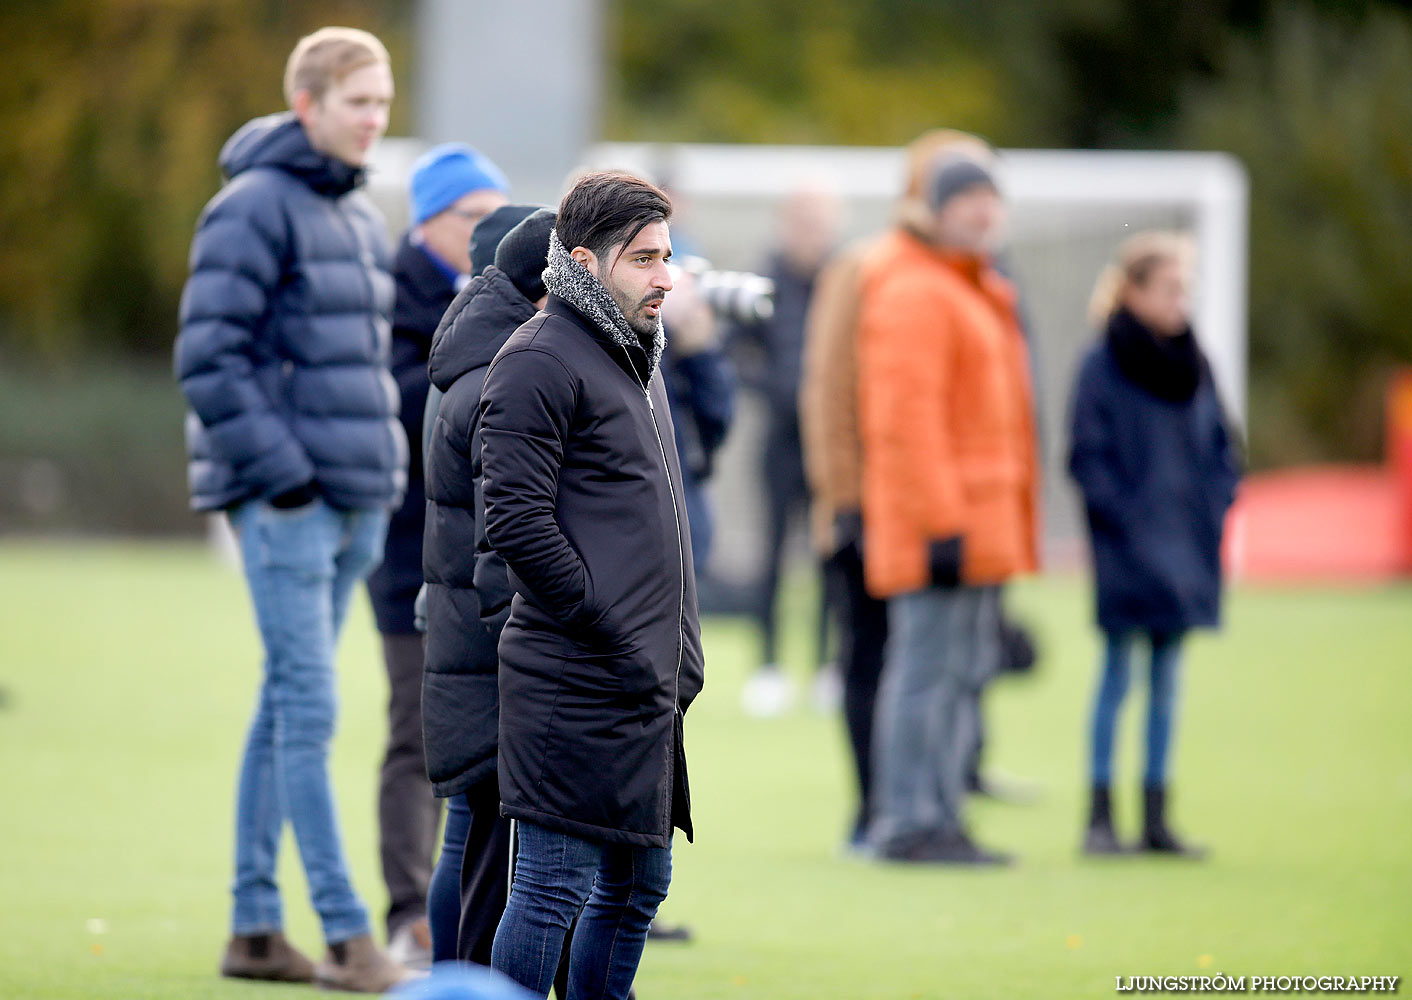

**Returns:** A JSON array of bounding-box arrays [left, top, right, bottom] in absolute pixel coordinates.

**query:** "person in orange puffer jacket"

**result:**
[[856, 133, 1039, 864]]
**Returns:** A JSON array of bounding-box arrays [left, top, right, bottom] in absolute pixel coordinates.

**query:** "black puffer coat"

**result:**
[[175, 112, 404, 512], [480, 296, 705, 848], [421, 266, 536, 797]]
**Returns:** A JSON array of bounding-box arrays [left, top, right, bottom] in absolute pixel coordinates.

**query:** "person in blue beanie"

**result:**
[[175, 26, 417, 992], [368, 141, 509, 970]]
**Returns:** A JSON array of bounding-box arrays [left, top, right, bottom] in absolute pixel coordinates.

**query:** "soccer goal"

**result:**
[[580, 142, 1249, 576]]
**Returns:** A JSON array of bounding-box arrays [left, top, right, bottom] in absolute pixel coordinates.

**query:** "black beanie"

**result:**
[[926, 155, 997, 211], [469, 204, 539, 276], [495, 208, 557, 303]]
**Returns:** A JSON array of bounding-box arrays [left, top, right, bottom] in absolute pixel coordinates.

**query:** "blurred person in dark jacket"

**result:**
[[173, 27, 415, 992], [660, 268, 737, 566], [732, 186, 843, 717], [799, 240, 883, 850], [370, 141, 508, 970], [480, 173, 704, 1000], [421, 204, 554, 968], [1069, 231, 1241, 858]]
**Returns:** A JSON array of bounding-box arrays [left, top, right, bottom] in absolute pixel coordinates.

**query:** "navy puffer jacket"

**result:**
[[175, 113, 406, 512]]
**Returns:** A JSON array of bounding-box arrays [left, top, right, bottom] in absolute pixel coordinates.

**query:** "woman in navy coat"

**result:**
[[1068, 232, 1241, 857]]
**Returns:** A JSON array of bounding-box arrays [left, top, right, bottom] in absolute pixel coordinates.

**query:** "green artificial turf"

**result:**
[[0, 541, 1408, 999]]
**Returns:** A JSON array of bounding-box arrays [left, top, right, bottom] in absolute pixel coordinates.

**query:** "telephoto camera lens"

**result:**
[[675, 255, 775, 324]]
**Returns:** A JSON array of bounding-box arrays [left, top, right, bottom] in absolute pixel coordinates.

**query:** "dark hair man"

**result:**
[[478, 172, 705, 998], [174, 26, 415, 992]]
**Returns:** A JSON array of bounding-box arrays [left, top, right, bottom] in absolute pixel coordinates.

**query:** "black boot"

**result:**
[[1082, 784, 1126, 855], [1140, 784, 1206, 858]]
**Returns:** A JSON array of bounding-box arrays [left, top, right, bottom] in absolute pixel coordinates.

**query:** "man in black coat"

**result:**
[[366, 142, 508, 968], [480, 172, 705, 1000]]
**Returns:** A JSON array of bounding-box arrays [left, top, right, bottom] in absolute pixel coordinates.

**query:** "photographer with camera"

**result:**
[[729, 185, 845, 718]]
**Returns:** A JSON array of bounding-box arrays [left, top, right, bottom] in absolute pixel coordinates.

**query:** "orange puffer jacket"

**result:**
[[857, 229, 1040, 597]]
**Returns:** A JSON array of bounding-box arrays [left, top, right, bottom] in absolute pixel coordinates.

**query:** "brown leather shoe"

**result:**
[[219, 931, 316, 983], [314, 933, 421, 993]]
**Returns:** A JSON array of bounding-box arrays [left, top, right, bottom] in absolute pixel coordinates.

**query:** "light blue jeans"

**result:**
[[868, 585, 1001, 850], [227, 498, 388, 943]]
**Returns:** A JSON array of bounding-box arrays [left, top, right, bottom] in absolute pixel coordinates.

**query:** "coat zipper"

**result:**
[[624, 351, 687, 697], [619, 345, 687, 836]]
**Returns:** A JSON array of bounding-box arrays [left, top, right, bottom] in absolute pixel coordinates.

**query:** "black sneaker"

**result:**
[[878, 830, 1014, 866], [646, 920, 693, 943], [1140, 827, 1208, 859]]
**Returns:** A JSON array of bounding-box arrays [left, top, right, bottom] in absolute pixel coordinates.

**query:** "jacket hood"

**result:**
[[220, 112, 364, 197], [428, 266, 537, 391]]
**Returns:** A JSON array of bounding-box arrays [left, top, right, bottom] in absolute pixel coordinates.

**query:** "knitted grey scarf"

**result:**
[[543, 230, 665, 379]]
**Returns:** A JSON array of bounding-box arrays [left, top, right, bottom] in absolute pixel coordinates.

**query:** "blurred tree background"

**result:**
[[608, 0, 1412, 469], [1, 0, 1409, 532], [0, 0, 413, 534]]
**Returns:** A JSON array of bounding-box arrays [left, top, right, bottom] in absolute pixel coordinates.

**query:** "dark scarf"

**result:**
[[1105, 307, 1203, 403]]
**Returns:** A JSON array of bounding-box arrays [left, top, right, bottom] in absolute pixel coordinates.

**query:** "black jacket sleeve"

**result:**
[[480, 347, 591, 623], [461, 366, 512, 638]]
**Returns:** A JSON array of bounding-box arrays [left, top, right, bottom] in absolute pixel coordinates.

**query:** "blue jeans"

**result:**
[[1090, 630, 1184, 787], [868, 585, 1001, 849], [492, 821, 671, 1000], [427, 792, 471, 962], [228, 498, 388, 943]]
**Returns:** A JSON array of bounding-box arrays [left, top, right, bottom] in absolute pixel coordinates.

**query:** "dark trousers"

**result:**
[[826, 540, 888, 837], [455, 776, 512, 966], [378, 632, 441, 936], [757, 413, 825, 665]]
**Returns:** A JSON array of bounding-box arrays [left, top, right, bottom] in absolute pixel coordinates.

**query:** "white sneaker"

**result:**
[[741, 665, 795, 718], [386, 918, 432, 971], [811, 662, 843, 713]]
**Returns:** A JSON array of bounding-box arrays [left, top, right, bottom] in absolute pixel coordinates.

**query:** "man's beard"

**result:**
[[608, 280, 664, 339]]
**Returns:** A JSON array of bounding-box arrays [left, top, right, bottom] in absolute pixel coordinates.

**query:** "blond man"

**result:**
[[174, 27, 414, 991]]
